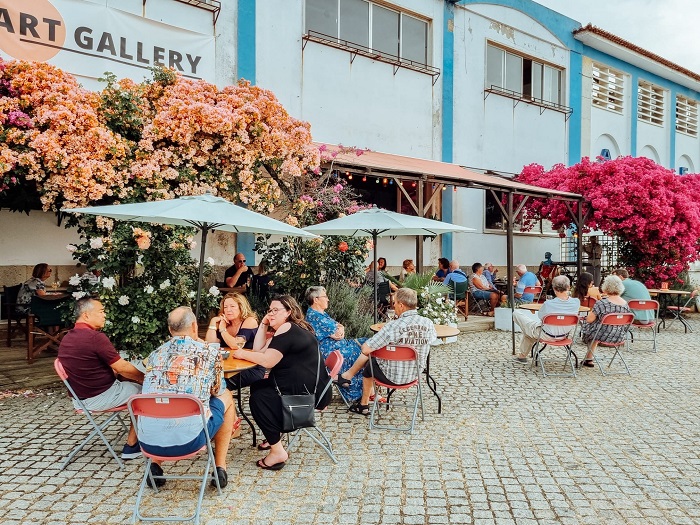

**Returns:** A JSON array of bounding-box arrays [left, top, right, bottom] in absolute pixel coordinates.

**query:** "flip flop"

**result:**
[[257, 440, 271, 451], [256, 458, 285, 470]]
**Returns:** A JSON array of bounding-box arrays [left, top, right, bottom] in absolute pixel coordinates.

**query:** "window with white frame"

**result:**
[[485, 43, 563, 105], [304, 0, 429, 65], [676, 95, 698, 137], [592, 63, 624, 113], [637, 81, 665, 126]]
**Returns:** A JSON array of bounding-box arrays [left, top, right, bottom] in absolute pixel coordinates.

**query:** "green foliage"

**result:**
[[401, 271, 457, 325], [324, 281, 374, 339]]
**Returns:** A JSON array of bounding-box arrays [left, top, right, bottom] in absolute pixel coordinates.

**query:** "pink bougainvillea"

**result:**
[[515, 156, 700, 287]]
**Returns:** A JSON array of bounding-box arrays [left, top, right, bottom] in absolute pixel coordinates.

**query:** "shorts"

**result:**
[[139, 396, 225, 457], [76, 380, 142, 411], [472, 289, 495, 301], [362, 357, 404, 387]]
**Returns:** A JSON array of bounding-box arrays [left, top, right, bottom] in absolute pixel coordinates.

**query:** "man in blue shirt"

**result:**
[[514, 264, 540, 304], [443, 260, 468, 288], [483, 262, 498, 286]]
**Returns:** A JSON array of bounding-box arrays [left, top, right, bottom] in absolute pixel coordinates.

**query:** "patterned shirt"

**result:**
[[582, 299, 632, 345], [139, 337, 224, 448], [16, 277, 46, 315], [366, 310, 437, 385]]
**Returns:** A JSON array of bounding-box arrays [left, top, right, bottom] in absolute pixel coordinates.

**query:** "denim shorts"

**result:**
[[472, 289, 494, 300]]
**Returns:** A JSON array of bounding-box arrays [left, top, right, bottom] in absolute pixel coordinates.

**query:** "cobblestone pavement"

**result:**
[[2, 318, 700, 525]]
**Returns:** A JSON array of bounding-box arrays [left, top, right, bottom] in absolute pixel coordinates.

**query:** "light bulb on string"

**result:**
[[362, 176, 367, 182]]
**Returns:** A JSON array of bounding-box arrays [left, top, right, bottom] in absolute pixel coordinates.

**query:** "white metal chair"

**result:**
[[368, 345, 423, 434], [588, 313, 635, 376], [627, 299, 659, 352], [286, 350, 342, 463], [54, 358, 129, 470], [128, 394, 222, 525]]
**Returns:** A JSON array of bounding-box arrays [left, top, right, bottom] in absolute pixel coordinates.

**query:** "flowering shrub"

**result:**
[[515, 157, 700, 287], [418, 287, 457, 325]]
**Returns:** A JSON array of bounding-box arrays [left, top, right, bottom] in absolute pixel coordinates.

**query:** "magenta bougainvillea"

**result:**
[[515, 156, 700, 287]]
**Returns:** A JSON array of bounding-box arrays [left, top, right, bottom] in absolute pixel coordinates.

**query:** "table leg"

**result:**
[[236, 387, 257, 447], [424, 354, 442, 414]]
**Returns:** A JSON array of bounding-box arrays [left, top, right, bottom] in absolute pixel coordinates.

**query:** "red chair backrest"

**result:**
[[540, 314, 579, 328], [600, 313, 635, 326], [54, 358, 68, 381], [325, 350, 344, 377], [373, 345, 418, 362], [581, 296, 598, 309], [524, 286, 542, 295], [627, 299, 659, 311], [128, 394, 205, 419]]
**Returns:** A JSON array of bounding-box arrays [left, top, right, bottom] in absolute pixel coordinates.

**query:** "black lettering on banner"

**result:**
[[119, 37, 133, 60], [153, 46, 165, 66], [75, 26, 93, 50], [186, 54, 201, 75], [169, 49, 183, 71], [43, 18, 61, 42], [136, 42, 149, 64], [96, 32, 116, 55], [20, 13, 40, 38], [0, 9, 15, 34]]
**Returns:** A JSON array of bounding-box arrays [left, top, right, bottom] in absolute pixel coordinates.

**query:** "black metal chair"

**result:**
[[27, 295, 72, 363], [375, 281, 392, 319], [4, 284, 27, 347], [450, 281, 469, 320]]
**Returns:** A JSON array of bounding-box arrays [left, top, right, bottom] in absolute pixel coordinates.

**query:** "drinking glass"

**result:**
[[234, 336, 246, 349], [386, 309, 395, 321]]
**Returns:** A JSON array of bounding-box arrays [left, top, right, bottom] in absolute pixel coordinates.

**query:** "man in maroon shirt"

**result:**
[[58, 298, 145, 459]]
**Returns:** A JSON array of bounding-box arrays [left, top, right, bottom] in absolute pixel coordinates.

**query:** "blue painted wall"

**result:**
[[441, 2, 456, 260]]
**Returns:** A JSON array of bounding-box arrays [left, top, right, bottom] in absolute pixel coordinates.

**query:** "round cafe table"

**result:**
[[369, 323, 460, 414], [518, 303, 590, 314], [221, 353, 258, 446]]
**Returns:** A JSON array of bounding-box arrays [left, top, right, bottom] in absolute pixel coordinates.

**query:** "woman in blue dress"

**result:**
[[305, 286, 366, 402]]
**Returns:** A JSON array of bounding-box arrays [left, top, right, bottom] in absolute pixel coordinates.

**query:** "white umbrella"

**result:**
[[62, 194, 318, 316], [304, 207, 475, 321]]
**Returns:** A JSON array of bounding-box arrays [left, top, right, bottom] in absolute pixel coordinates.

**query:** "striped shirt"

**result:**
[[366, 310, 437, 385]]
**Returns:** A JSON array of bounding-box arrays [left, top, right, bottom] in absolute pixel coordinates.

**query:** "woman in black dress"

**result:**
[[232, 295, 330, 470]]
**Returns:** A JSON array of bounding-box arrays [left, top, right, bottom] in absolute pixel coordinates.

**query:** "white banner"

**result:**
[[0, 0, 215, 83]]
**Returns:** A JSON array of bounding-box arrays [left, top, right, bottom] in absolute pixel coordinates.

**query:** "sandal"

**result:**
[[581, 360, 595, 368], [334, 376, 352, 389], [348, 402, 370, 416], [257, 440, 271, 451]]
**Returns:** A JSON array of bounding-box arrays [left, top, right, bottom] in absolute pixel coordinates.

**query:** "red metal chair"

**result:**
[[588, 313, 635, 376], [523, 285, 543, 303], [532, 314, 579, 377], [287, 350, 342, 463], [627, 299, 659, 352], [54, 358, 129, 470], [368, 345, 423, 433], [663, 291, 697, 333], [127, 394, 222, 524], [574, 296, 598, 340]]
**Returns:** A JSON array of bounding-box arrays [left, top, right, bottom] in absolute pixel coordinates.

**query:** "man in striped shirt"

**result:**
[[336, 288, 436, 416]]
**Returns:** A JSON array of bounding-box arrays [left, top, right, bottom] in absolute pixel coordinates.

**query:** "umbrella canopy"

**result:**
[[63, 194, 317, 316], [304, 207, 475, 321]]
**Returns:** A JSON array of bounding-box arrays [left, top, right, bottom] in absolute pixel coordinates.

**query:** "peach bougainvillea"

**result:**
[[515, 156, 700, 287]]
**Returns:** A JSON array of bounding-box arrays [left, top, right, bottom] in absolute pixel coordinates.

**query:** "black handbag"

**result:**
[[273, 346, 320, 433]]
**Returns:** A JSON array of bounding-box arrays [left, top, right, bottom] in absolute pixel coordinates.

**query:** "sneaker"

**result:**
[[514, 357, 528, 364], [121, 442, 142, 460], [146, 463, 166, 488], [211, 466, 228, 489]]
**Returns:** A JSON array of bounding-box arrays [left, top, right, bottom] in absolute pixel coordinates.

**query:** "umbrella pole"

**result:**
[[373, 234, 378, 324], [195, 226, 209, 319]]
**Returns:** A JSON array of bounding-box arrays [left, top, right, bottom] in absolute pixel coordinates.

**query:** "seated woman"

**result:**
[[470, 262, 501, 315], [572, 271, 602, 303], [365, 261, 398, 292], [433, 257, 450, 282], [581, 275, 631, 367], [206, 293, 264, 390], [305, 286, 367, 402], [398, 259, 416, 283], [232, 295, 331, 470], [16, 263, 51, 315]]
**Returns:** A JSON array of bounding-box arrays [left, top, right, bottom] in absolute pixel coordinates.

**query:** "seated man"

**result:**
[[58, 298, 144, 459], [470, 262, 502, 315], [139, 306, 235, 489], [443, 260, 468, 289], [612, 268, 654, 323], [513, 264, 540, 304], [483, 262, 498, 286], [224, 252, 254, 293], [513, 275, 580, 363], [336, 288, 437, 415]]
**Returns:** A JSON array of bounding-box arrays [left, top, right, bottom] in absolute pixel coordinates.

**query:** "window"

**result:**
[[638, 81, 664, 125], [485, 43, 563, 105], [305, 0, 429, 65], [592, 63, 624, 113], [676, 95, 698, 137], [484, 191, 556, 234]]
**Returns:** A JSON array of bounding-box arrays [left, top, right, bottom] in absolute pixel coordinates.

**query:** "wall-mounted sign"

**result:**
[[0, 0, 215, 82]]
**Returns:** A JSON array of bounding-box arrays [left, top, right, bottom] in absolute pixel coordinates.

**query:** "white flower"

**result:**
[[72, 291, 86, 300], [102, 277, 116, 290], [159, 279, 171, 290], [69, 275, 82, 286], [89, 238, 103, 249], [188, 291, 196, 298], [136, 254, 144, 265], [105, 320, 112, 326], [144, 285, 154, 294], [118, 295, 130, 306], [206, 257, 216, 266], [131, 316, 140, 324], [66, 244, 77, 253], [97, 254, 106, 260], [209, 286, 220, 296]]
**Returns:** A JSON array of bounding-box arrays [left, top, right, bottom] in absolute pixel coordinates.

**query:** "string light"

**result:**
[[411, 182, 417, 188], [382, 178, 388, 184], [389, 179, 394, 184], [376, 178, 380, 184], [453, 186, 457, 192], [442, 185, 447, 191], [348, 174, 353, 180], [362, 176, 367, 182]]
